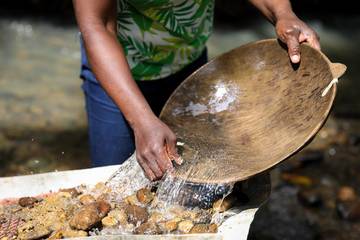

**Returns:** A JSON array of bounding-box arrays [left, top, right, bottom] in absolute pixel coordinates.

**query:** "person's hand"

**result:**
[[133, 115, 180, 181], [275, 14, 320, 63]]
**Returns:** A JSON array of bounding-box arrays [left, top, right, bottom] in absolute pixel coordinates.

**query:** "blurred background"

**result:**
[[0, 0, 359, 239]]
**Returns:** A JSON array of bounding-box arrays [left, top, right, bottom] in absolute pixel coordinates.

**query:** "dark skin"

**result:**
[[73, 0, 320, 181]]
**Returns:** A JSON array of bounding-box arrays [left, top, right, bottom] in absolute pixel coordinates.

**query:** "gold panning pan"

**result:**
[[160, 39, 346, 184]]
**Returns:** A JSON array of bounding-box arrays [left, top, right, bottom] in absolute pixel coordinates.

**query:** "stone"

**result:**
[[159, 217, 182, 232], [79, 194, 95, 205], [190, 223, 218, 233], [134, 222, 161, 235], [213, 195, 237, 212], [125, 194, 140, 206], [337, 186, 357, 202], [148, 212, 165, 223], [136, 188, 154, 204], [18, 197, 38, 208], [101, 216, 118, 227], [96, 193, 110, 202], [97, 200, 111, 216], [124, 205, 149, 225], [59, 188, 80, 197], [62, 229, 88, 238], [69, 201, 110, 230], [108, 209, 128, 225], [177, 220, 194, 233]]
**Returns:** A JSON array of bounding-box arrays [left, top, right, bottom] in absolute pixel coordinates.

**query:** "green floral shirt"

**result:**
[[117, 0, 215, 81]]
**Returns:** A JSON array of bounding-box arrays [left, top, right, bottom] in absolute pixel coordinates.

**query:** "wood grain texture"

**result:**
[[160, 39, 346, 184]]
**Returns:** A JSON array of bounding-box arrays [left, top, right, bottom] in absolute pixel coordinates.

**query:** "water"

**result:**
[[156, 169, 233, 210], [105, 153, 151, 201], [106, 151, 234, 211]]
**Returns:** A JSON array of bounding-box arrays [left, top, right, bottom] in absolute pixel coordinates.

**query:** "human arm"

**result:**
[[73, 0, 179, 180], [249, 0, 320, 63]]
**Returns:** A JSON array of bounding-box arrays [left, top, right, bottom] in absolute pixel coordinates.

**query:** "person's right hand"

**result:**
[[133, 115, 181, 181]]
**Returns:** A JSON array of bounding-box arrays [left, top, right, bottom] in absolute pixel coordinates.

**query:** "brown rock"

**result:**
[[69, 201, 111, 230], [18, 197, 38, 208], [168, 206, 198, 219], [97, 200, 111, 216], [79, 194, 96, 205], [190, 224, 207, 233], [102, 216, 118, 227], [97, 193, 110, 202], [148, 212, 165, 223], [337, 186, 357, 202], [136, 188, 154, 204], [125, 205, 149, 225], [125, 194, 139, 206], [159, 217, 182, 232], [178, 210, 198, 220], [62, 229, 88, 238], [57, 191, 72, 199], [134, 222, 161, 235], [190, 223, 218, 233], [94, 182, 109, 192], [177, 220, 194, 233], [208, 223, 218, 233], [213, 195, 237, 212], [69, 206, 100, 230], [108, 209, 128, 225], [59, 188, 80, 197]]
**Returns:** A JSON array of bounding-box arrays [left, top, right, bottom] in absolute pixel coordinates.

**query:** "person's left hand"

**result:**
[[275, 14, 320, 64]]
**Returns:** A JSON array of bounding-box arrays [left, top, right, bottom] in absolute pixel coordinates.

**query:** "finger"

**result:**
[[166, 144, 181, 165], [150, 143, 172, 173], [285, 29, 301, 63], [165, 135, 181, 164], [156, 146, 174, 172], [144, 152, 163, 179], [308, 33, 321, 51], [300, 31, 321, 51], [136, 155, 156, 181], [148, 160, 163, 180]]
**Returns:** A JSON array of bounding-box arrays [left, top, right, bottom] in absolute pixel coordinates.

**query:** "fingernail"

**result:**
[[291, 55, 300, 63]]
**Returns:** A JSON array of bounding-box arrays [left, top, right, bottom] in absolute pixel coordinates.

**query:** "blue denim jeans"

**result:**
[[80, 41, 208, 167]]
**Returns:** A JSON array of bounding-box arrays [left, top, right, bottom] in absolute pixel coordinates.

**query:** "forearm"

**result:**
[[248, 0, 296, 24], [81, 27, 155, 128]]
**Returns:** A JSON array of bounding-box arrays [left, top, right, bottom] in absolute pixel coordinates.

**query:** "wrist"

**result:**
[[274, 11, 297, 24], [128, 108, 157, 131]]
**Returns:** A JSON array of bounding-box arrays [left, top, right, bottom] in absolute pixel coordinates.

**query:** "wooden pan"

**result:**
[[160, 39, 346, 184]]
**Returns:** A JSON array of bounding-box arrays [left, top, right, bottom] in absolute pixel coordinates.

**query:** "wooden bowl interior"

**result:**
[[160, 39, 337, 183]]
